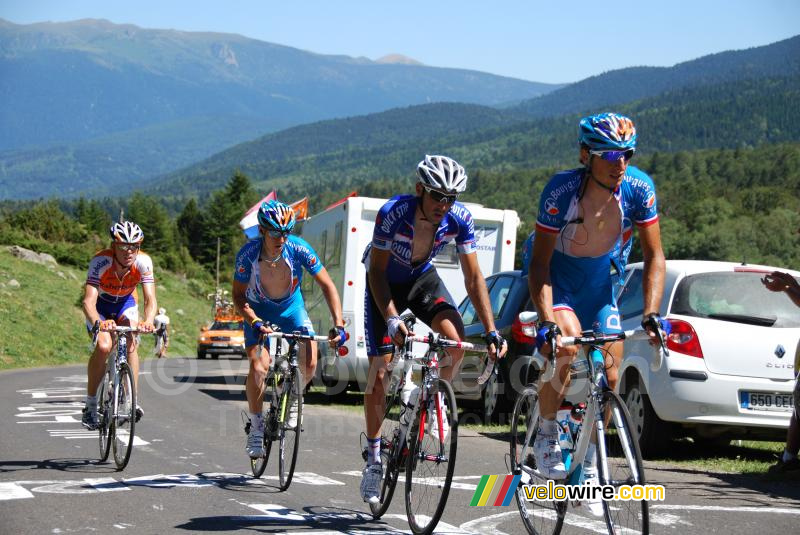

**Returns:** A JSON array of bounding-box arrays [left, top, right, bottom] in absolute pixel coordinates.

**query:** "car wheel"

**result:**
[[196, 351, 204, 359], [481, 372, 501, 424], [624, 379, 667, 458]]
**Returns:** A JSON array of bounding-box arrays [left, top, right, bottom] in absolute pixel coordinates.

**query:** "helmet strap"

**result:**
[[583, 154, 616, 195]]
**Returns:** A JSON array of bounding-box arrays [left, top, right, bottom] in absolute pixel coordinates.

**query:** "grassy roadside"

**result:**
[[0, 248, 214, 370]]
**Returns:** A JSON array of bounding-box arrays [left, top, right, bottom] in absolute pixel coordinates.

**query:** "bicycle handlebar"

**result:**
[[265, 332, 330, 342], [405, 334, 486, 352]]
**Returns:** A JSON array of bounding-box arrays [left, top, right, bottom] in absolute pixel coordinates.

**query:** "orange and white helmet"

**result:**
[[109, 221, 144, 244]]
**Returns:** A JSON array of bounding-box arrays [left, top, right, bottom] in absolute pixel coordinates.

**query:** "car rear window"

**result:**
[[211, 321, 244, 330], [671, 271, 800, 328]]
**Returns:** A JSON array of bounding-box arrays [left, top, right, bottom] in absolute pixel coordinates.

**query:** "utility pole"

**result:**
[[215, 237, 221, 291]]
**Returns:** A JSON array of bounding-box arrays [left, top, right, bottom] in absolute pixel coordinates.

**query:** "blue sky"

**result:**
[[2, 1, 798, 83]]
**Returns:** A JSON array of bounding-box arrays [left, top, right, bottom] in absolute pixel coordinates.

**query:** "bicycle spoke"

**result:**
[[599, 390, 648, 535], [111, 364, 136, 470], [404, 379, 458, 535], [278, 373, 301, 490], [510, 387, 565, 535], [369, 381, 404, 518]]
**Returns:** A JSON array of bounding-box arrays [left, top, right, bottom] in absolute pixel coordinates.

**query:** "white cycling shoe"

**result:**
[[532, 420, 567, 479]]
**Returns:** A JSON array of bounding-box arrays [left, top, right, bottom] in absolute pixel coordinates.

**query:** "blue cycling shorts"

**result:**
[[243, 290, 315, 347], [86, 293, 138, 331], [550, 251, 622, 334]]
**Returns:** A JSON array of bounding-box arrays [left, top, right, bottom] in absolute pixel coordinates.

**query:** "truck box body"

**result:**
[[299, 196, 519, 393]]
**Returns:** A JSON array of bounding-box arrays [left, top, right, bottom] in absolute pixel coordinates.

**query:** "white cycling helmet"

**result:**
[[158, 307, 166, 315], [416, 155, 468, 194], [109, 221, 144, 244]]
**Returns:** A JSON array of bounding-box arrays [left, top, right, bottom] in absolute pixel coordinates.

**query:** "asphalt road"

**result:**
[[1, 357, 798, 534]]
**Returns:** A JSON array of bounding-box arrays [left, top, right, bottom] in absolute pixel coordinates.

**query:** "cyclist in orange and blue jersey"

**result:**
[[81, 221, 157, 430]]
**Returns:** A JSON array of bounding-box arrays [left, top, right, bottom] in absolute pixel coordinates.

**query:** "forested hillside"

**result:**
[[151, 75, 800, 202]]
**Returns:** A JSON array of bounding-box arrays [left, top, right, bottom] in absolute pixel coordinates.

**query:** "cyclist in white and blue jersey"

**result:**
[[233, 200, 346, 459], [528, 113, 667, 514], [359, 155, 508, 503]]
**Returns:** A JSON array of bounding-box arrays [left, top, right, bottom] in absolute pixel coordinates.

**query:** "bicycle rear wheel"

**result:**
[[278, 372, 302, 491], [404, 378, 458, 535], [369, 378, 404, 519], [112, 364, 136, 470], [598, 390, 648, 534], [97, 371, 112, 462], [510, 387, 565, 535]]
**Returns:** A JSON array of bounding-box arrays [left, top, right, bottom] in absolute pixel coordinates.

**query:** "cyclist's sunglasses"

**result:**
[[590, 149, 635, 162], [423, 186, 458, 205], [115, 243, 140, 252], [265, 229, 290, 239]]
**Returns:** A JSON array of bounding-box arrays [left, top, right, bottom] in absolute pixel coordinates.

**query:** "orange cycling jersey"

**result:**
[[86, 249, 155, 303]]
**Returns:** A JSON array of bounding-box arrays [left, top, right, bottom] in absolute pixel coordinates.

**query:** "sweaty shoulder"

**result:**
[[373, 194, 415, 247], [536, 168, 583, 233], [134, 251, 155, 284], [234, 239, 260, 281], [86, 249, 113, 285], [622, 166, 658, 226], [287, 235, 323, 275]]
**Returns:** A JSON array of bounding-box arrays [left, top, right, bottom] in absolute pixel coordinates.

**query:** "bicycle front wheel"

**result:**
[[112, 364, 136, 470], [97, 371, 112, 462], [510, 386, 565, 535], [598, 390, 649, 534], [278, 372, 302, 491], [369, 378, 404, 519], [404, 378, 458, 535]]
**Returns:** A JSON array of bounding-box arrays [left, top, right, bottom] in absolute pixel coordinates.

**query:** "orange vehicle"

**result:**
[[197, 307, 246, 359]]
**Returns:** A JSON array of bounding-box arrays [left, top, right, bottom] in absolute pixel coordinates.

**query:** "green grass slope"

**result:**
[[0, 248, 214, 370]]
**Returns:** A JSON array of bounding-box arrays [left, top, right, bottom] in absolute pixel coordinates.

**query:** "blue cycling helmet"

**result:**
[[579, 112, 637, 151], [257, 200, 296, 232]]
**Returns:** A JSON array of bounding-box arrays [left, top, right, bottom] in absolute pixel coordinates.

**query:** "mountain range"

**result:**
[[1, 17, 798, 201]]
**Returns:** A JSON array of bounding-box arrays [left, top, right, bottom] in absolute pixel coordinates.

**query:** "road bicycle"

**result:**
[[509, 313, 666, 535], [368, 314, 488, 535], [246, 331, 329, 491], [94, 324, 165, 471]]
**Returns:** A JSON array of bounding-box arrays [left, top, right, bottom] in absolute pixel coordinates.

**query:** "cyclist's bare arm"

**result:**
[[639, 221, 666, 317], [139, 282, 157, 332], [313, 267, 344, 327], [82, 284, 102, 326], [368, 247, 409, 344], [232, 278, 260, 326], [528, 231, 557, 324]]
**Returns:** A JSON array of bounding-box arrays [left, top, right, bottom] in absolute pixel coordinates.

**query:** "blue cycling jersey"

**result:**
[[535, 165, 659, 332], [363, 194, 477, 284], [234, 235, 323, 305], [535, 165, 658, 271]]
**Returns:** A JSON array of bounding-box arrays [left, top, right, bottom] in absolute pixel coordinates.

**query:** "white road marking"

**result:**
[[83, 478, 128, 492], [335, 470, 477, 491], [0, 482, 34, 501]]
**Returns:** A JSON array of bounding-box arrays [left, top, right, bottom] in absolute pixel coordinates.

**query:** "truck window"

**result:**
[[328, 221, 342, 267]]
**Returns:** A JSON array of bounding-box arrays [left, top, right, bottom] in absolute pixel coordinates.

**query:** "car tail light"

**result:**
[[666, 319, 704, 358], [512, 317, 536, 344]]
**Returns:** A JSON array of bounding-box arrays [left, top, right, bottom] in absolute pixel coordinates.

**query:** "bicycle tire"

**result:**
[[404, 378, 458, 535], [112, 363, 136, 470], [598, 389, 649, 535], [250, 375, 278, 478], [278, 371, 302, 491], [509, 387, 565, 535], [97, 371, 112, 462], [369, 379, 404, 519]]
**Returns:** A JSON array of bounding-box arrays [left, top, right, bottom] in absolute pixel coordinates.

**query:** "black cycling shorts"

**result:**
[[364, 268, 457, 357]]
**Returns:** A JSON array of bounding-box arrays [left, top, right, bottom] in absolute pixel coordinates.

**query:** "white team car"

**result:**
[[616, 260, 800, 457]]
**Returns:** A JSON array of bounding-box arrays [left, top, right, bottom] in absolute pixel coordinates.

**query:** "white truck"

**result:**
[[299, 195, 520, 395]]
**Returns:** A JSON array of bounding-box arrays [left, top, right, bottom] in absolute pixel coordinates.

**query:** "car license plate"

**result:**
[[740, 391, 794, 412], [211, 343, 230, 348]]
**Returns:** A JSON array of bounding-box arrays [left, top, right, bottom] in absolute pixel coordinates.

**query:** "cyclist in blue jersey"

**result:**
[[233, 200, 347, 459], [528, 113, 667, 514], [359, 154, 508, 503]]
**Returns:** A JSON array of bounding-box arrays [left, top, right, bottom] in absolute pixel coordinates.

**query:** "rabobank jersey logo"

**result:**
[[644, 191, 655, 209], [545, 198, 560, 216]]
